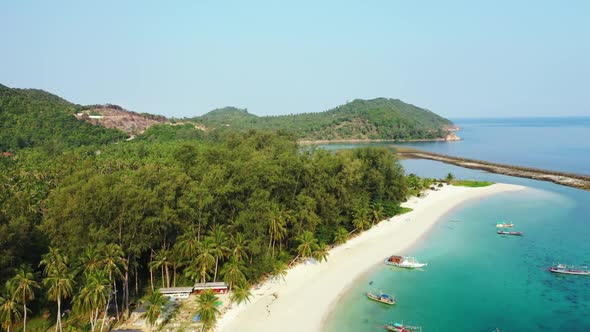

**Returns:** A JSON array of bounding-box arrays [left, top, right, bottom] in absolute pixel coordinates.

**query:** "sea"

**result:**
[[321, 117, 590, 332]]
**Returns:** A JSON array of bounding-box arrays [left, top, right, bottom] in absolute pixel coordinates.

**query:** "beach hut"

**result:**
[[159, 287, 194, 299], [193, 282, 228, 294]]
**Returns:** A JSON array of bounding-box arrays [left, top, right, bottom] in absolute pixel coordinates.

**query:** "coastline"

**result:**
[[215, 183, 524, 332], [297, 135, 461, 145]]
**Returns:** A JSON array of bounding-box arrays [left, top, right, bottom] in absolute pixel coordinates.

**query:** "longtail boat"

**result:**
[[497, 230, 523, 236], [549, 263, 590, 276], [366, 291, 396, 305], [384, 322, 422, 332], [384, 255, 427, 269]]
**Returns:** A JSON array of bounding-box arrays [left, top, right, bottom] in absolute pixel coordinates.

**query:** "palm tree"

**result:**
[[230, 232, 249, 262], [370, 201, 385, 226], [196, 289, 220, 332], [352, 209, 370, 232], [73, 271, 111, 332], [78, 245, 104, 277], [221, 256, 245, 292], [207, 225, 230, 282], [11, 266, 40, 332], [150, 249, 167, 289], [268, 204, 287, 257], [196, 240, 216, 283], [271, 261, 288, 281], [175, 229, 200, 260], [295, 231, 318, 261], [333, 227, 348, 245], [0, 282, 23, 332], [40, 248, 74, 332], [229, 283, 252, 305], [102, 243, 125, 319], [445, 172, 455, 183], [141, 290, 166, 332], [312, 242, 329, 263]]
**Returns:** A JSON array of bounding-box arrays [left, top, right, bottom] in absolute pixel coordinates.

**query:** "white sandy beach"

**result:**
[[215, 183, 525, 332]]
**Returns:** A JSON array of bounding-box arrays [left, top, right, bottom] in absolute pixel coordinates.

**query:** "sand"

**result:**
[[215, 183, 525, 332]]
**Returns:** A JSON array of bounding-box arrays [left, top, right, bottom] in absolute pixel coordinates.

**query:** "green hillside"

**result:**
[[0, 84, 128, 151], [192, 98, 454, 141]]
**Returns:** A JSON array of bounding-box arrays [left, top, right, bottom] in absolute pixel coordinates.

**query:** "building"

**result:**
[[193, 282, 228, 294], [159, 287, 194, 299]]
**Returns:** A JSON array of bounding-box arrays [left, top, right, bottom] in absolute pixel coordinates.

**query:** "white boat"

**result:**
[[384, 255, 427, 269], [495, 222, 514, 228]]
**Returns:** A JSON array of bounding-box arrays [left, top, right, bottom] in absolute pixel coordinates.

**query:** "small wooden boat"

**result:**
[[495, 222, 514, 228], [497, 230, 523, 236], [366, 291, 396, 305], [385, 255, 427, 269], [384, 322, 422, 332], [549, 263, 590, 276]]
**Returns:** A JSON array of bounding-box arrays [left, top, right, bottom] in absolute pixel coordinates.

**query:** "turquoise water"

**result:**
[[322, 118, 590, 332]]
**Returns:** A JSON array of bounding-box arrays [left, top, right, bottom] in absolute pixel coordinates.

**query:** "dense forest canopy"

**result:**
[[0, 84, 440, 331], [0, 84, 128, 152], [191, 98, 455, 141]]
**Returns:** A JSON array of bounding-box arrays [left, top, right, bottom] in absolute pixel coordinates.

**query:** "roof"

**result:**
[[159, 287, 194, 294], [193, 282, 228, 289]]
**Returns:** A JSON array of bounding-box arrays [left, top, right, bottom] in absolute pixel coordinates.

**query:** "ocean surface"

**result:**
[[322, 117, 590, 332]]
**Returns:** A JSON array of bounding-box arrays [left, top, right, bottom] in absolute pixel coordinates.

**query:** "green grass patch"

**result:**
[[452, 180, 494, 187], [397, 207, 413, 215]]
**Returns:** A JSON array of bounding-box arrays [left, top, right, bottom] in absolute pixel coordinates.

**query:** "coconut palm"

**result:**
[[369, 202, 385, 226], [40, 249, 74, 332], [175, 228, 200, 260], [141, 290, 166, 332], [271, 261, 288, 281], [11, 266, 40, 332], [102, 243, 125, 319], [229, 283, 252, 305], [196, 289, 220, 332], [150, 249, 167, 289], [73, 271, 111, 332], [207, 225, 230, 282], [78, 245, 104, 277], [196, 240, 216, 283], [221, 256, 245, 292], [312, 242, 329, 263], [333, 227, 349, 245], [295, 231, 318, 260], [352, 209, 371, 232], [445, 172, 455, 183], [0, 282, 23, 332], [229, 232, 249, 262], [268, 204, 287, 257]]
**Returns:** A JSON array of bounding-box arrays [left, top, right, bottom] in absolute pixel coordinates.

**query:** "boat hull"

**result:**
[[550, 268, 590, 275]]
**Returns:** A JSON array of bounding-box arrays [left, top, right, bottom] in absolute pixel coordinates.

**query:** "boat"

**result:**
[[385, 255, 427, 269], [384, 322, 422, 332], [549, 263, 590, 276], [366, 291, 396, 305], [495, 222, 514, 228], [497, 230, 523, 236]]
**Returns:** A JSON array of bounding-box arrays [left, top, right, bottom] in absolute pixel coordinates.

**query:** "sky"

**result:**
[[1, 0, 589, 118]]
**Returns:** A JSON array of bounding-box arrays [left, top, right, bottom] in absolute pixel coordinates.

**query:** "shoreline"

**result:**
[[297, 135, 461, 145], [215, 183, 524, 332]]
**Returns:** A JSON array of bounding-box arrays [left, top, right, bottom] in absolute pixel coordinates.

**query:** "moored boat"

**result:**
[[549, 263, 590, 276], [497, 230, 523, 236], [385, 255, 427, 269], [366, 291, 396, 305], [495, 222, 514, 228], [384, 322, 422, 332]]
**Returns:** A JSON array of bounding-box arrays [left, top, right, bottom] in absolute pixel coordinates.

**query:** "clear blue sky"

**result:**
[[1, 0, 589, 118]]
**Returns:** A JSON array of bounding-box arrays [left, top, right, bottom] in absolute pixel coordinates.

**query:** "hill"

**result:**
[[0, 84, 128, 151], [75, 104, 168, 135], [191, 98, 457, 141]]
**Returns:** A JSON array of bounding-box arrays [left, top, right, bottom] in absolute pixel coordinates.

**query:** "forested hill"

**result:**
[[0, 84, 128, 151], [192, 98, 455, 141]]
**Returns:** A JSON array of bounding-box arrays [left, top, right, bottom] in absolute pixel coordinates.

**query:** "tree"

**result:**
[[141, 290, 166, 332], [221, 256, 245, 292], [78, 245, 104, 277], [295, 231, 318, 262], [230, 283, 252, 305], [10, 266, 39, 332], [445, 172, 455, 183], [268, 204, 287, 257], [333, 227, 348, 245], [196, 289, 220, 332], [73, 271, 111, 332], [0, 282, 23, 332], [40, 248, 74, 332], [102, 243, 126, 320], [195, 240, 216, 283], [312, 242, 329, 263], [207, 225, 230, 282], [229, 232, 249, 262]]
